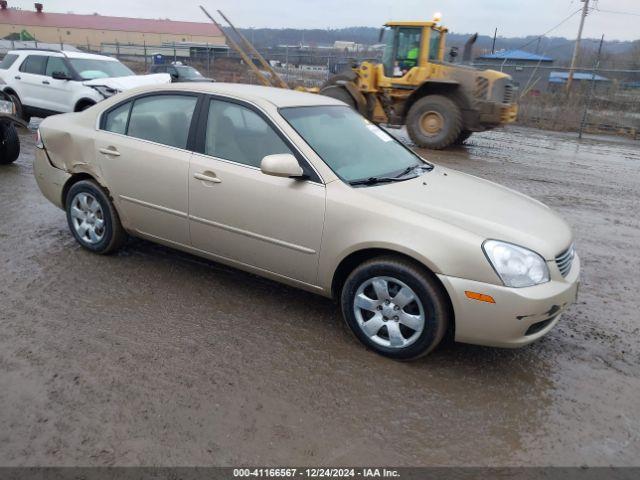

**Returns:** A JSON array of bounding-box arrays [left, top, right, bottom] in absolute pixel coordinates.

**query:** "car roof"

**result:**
[[124, 82, 345, 108], [8, 49, 119, 61]]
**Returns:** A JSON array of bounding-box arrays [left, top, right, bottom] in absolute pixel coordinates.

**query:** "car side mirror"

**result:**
[[260, 154, 305, 179], [52, 71, 71, 80]]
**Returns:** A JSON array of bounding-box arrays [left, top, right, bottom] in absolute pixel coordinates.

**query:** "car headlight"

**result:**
[[91, 85, 120, 99], [0, 99, 14, 115], [483, 240, 550, 288]]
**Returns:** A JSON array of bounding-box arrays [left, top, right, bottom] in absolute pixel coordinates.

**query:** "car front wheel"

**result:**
[[341, 256, 450, 360], [65, 180, 126, 254]]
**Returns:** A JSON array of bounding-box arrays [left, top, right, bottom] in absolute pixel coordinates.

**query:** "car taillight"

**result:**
[[35, 129, 44, 149]]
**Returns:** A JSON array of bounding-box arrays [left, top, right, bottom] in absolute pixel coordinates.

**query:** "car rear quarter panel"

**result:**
[[40, 110, 101, 174]]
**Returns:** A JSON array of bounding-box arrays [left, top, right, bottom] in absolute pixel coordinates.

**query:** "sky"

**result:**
[[8, 0, 640, 41]]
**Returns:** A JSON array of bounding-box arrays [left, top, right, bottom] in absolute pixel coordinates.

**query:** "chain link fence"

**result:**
[[2, 39, 638, 139]]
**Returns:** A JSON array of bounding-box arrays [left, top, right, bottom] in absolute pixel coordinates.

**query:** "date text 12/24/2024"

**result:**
[[233, 468, 400, 478]]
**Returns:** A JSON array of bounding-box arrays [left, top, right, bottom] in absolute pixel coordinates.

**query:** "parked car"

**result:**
[[0, 49, 170, 121], [33, 83, 580, 359], [0, 85, 28, 164], [148, 63, 214, 83]]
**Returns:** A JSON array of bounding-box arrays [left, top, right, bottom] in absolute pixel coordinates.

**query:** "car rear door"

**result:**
[[188, 96, 326, 286], [16, 54, 51, 110], [95, 92, 200, 246]]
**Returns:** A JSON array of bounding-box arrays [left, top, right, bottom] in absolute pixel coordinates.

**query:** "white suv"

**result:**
[[0, 49, 170, 121]]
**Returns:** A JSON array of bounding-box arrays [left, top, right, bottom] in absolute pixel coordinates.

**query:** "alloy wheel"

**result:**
[[353, 276, 425, 349], [69, 192, 105, 245]]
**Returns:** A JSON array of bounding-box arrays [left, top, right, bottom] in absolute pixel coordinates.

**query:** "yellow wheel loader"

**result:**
[[200, 8, 517, 150], [320, 18, 518, 149]]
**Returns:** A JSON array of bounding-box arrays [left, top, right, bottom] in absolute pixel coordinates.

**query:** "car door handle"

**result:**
[[99, 147, 121, 157], [42, 80, 50, 85], [194, 172, 222, 183], [14, 76, 21, 80]]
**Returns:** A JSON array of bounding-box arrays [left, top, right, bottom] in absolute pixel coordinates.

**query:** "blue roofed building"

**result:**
[[474, 49, 555, 93], [476, 49, 554, 63], [548, 71, 611, 92]]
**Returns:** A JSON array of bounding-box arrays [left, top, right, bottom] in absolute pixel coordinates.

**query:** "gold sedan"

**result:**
[[33, 83, 579, 359]]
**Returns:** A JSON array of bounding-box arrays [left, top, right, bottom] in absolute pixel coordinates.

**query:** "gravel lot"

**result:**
[[0, 126, 638, 466]]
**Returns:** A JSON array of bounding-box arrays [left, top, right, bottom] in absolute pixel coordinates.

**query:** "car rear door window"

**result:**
[[103, 101, 132, 135], [0, 54, 18, 70], [204, 100, 293, 167], [19, 55, 48, 75], [127, 95, 198, 149], [45, 56, 71, 78]]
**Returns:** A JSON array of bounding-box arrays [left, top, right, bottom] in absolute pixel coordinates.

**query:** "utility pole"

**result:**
[[491, 28, 497, 54], [579, 34, 604, 139], [567, 0, 590, 92]]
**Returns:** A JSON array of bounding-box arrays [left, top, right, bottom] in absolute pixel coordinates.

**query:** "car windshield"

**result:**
[[69, 58, 134, 80], [177, 66, 203, 79], [280, 105, 429, 184]]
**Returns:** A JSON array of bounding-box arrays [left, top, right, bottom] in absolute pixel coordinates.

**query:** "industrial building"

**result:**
[[0, 2, 226, 50], [474, 49, 554, 92]]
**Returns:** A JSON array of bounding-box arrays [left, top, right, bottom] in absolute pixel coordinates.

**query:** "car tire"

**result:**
[[76, 101, 96, 112], [0, 121, 20, 165], [65, 180, 126, 254], [341, 256, 450, 360], [406, 95, 463, 150]]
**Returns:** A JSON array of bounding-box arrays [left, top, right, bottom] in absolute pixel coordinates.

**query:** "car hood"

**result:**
[[83, 73, 171, 90], [179, 78, 215, 82], [363, 166, 572, 260]]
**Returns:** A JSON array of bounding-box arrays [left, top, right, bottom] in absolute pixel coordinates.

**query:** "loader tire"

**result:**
[[320, 85, 357, 110], [321, 70, 358, 88], [406, 95, 463, 150]]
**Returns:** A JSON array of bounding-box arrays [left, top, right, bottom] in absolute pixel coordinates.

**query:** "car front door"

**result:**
[[43, 55, 77, 113], [188, 97, 326, 286], [95, 93, 200, 246]]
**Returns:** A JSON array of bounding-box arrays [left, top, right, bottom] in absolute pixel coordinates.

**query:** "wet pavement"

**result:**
[[0, 127, 638, 466]]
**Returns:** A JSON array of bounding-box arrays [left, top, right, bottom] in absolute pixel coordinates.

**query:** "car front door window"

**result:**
[[45, 56, 71, 78], [204, 100, 294, 167]]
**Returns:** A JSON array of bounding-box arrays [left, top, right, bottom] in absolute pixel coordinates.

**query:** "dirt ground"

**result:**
[[0, 126, 638, 467]]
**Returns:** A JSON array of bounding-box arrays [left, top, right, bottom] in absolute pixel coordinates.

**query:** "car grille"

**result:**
[[555, 244, 576, 277], [475, 77, 489, 99], [503, 84, 514, 104]]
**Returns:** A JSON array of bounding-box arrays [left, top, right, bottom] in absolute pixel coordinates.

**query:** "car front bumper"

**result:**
[[437, 255, 580, 348]]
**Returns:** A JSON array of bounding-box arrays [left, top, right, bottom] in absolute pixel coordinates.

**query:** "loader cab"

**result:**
[[380, 21, 447, 78]]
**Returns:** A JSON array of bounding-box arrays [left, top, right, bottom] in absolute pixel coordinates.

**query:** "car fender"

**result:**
[[317, 181, 500, 293], [73, 87, 103, 108]]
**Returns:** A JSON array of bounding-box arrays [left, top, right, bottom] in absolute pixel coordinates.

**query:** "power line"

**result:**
[[593, 8, 640, 17], [516, 7, 583, 51]]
